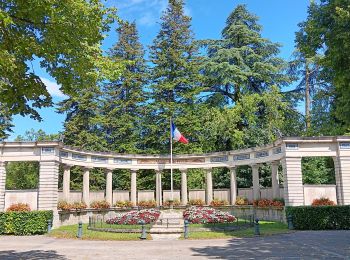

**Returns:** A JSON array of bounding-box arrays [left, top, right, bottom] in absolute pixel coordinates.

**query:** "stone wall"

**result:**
[[238, 187, 285, 201], [137, 190, 154, 202], [5, 190, 38, 210], [163, 190, 181, 201], [112, 190, 130, 203], [303, 185, 337, 205], [188, 189, 205, 201], [213, 189, 230, 201]]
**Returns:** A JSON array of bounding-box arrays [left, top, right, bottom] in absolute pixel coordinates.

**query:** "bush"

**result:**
[[90, 200, 110, 209], [0, 210, 53, 235], [6, 203, 31, 212], [235, 196, 249, 205], [188, 199, 205, 206], [210, 199, 229, 207], [163, 199, 181, 207], [114, 200, 133, 208], [311, 197, 335, 206], [286, 205, 350, 230], [57, 201, 87, 210], [252, 198, 285, 208], [137, 200, 157, 208]]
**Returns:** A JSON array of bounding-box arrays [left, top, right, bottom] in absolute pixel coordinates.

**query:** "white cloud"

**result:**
[[40, 77, 66, 98]]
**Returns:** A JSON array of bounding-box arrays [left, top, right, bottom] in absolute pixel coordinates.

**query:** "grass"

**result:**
[[183, 221, 290, 240], [189, 219, 249, 229], [49, 224, 150, 241], [90, 222, 152, 230]]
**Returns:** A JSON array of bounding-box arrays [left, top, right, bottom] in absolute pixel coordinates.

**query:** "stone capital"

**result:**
[[179, 168, 188, 173]]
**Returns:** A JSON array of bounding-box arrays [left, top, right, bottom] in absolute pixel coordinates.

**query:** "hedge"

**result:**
[[0, 210, 53, 235], [286, 206, 350, 230]]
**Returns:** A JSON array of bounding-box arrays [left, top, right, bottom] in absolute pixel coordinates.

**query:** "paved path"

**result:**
[[0, 231, 349, 259]]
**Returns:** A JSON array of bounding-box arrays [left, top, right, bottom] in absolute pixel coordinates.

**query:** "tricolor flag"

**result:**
[[171, 122, 189, 144]]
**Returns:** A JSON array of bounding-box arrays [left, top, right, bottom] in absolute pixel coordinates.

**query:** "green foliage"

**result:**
[[297, 0, 350, 131], [0, 105, 13, 140], [0, 210, 53, 235], [144, 0, 204, 154], [201, 4, 289, 105], [5, 161, 39, 190], [286, 206, 350, 230], [0, 0, 122, 120], [302, 157, 335, 184]]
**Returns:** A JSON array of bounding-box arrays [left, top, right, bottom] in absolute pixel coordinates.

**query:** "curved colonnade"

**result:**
[[0, 136, 350, 212]]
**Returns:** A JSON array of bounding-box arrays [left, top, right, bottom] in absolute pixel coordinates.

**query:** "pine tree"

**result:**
[[202, 4, 288, 105], [145, 0, 204, 154], [102, 21, 146, 153]]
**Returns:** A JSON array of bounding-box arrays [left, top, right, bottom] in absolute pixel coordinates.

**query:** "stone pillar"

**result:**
[[271, 161, 280, 199], [181, 169, 188, 206], [83, 168, 90, 206], [333, 156, 350, 205], [130, 169, 137, 206], [205, 168, 213, 205], [38, 161, 60, 210], [155, 170, 162, 206], [229, 167, 237, 205], [0, 162, 6, 211], [281, 157, 304, 206], [105, 169, 113, 206], [62, 165, 71, 202], [252, 164, 260, 200]]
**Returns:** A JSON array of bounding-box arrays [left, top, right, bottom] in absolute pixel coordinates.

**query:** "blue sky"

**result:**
[[9, 0, 310, 140]]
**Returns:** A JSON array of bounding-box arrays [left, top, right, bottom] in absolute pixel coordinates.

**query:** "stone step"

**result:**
[[149, 227, 183, 234]]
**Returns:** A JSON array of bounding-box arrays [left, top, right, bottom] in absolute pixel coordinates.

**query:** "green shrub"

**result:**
[[286, 206, 350, 230], [0, 210, 53, 235]]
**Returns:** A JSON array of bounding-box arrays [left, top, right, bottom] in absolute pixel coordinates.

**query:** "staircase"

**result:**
[[150, 210, 184, 240]]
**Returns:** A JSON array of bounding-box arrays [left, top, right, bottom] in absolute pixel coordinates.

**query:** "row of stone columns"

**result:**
[[61, 163, 281, 206]]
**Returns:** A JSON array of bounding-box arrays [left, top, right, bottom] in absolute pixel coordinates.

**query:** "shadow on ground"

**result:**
[[0, 250, 68, 260], [190, 231, 350, 259]]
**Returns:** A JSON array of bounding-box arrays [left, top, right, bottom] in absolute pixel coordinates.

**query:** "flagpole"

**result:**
[[170, 117, 174, 202]]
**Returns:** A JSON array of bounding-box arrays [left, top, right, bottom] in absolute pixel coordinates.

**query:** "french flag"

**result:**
[[171, 122, 189, 144]]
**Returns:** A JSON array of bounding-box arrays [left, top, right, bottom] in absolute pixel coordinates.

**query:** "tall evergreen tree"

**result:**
[[202, 4, 288, 105], [102, 21, 146, 153], [145, 0, 203, 154]]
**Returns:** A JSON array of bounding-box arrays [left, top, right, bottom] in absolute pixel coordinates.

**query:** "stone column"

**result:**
[[105, 169, 113, 206], [271, 161, 280, 199], [229, 167, 237, 205], [205, 168, 213, 205], [181, 169, 188, 206], [0, 162, 6, 211], [333, 156, 350, 205], [281, 157, 304, 206], [252, 164, 260, 200], [62, 165, 71, 202], [38, 161, 60, 210], [155, 170, 162, 206], [83, 167, 90, 206], [130, 169, 137, 206]]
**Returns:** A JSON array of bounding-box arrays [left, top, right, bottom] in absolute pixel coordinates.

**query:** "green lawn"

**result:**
[[184, 221, 290, 239], [189, 219, 249, 229], [49, 224, 150, 240]]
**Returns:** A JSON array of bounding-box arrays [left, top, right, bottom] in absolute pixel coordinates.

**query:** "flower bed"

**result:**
[[253, 198, 284, 208], [183, 206, 236, 224], [311, 197, 335, 206], [57, 201, 87, 211], [6, 203, 31, 212], [90, 200, 110, 209], [106, 209, 160, 225]]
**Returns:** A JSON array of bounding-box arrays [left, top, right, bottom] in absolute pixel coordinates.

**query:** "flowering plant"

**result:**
[[114, 200, 133, 208], [163, 199, 180, 207], [106, 209, 160, 225], [252, 198, 284, 208], [235, 196, 249, 205], [90, 200, 110, 209], [183, 206, 236, 224], [6, 203, 30, 212], [311, 197, 335, 206], [137, 200, 157, 208], [188, 199, 205, 206], [57, 201, 87, 210], [210, 199, 229, 207]]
